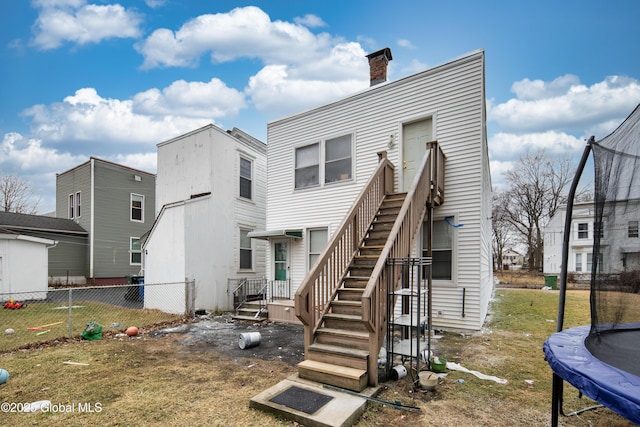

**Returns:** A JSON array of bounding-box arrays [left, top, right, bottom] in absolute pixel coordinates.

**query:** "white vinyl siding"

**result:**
[[267, 50, 490, 331]]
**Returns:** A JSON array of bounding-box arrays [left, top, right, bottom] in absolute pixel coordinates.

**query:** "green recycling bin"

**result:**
[[544, 275, 558, 290]]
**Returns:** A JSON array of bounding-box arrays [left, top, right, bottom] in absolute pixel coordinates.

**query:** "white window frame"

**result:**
[[294, 133, 354, 190], [577, 222, 589, 239], [575, 253, 582, 272], [239, 228, 253, 271], [131, 193, 144, 222], [130, 237, 142, 265], [239, 156, 253, 200], [75, 191, 81, 218], [68, 193, 75, 219], [307, 227, 328, 271], [423, 217, 456, 283]]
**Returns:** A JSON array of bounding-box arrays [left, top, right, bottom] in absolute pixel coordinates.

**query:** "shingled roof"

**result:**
[[0, 211, 87, 234]]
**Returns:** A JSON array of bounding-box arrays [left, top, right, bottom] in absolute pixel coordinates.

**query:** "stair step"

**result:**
[[343, 276, 369, 288], [232, 314, 268, 322], [336, 287, 364, 301], [315, 327, 369, 350], [297, 359, 368, 392], [323, 313, 368, 332], [307, 342, 369, 370], [359, 245, 383, 256], [330, 300, 362, 315]]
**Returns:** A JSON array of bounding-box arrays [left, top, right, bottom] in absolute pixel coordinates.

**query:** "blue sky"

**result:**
[[1, 0, 640, 214]]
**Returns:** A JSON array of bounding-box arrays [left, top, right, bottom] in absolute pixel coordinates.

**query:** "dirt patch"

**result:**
[[148, 314, 305, 366]]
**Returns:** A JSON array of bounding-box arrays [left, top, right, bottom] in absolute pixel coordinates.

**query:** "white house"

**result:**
[[253, 48, 493, 332], [143, 125, 267, 314], [544, 200, 640, 279], [502, 249, 525, 270], [0, 230, 55, 301]]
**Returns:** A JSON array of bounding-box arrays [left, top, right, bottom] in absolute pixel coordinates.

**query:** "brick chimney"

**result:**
[[366, 47, 393, 86]]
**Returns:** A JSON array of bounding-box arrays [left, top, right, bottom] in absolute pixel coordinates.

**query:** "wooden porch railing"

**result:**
[[362, 141, 445, 385], [295, 151, 395, 349]]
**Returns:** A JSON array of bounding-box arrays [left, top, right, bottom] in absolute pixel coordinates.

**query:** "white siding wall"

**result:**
[[149, 124, 267, 312], [144, 203, 187, 314], [266, 50, 491, 331], [0, 237, 51, 300]]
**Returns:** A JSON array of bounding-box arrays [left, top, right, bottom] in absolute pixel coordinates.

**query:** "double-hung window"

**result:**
[[239, 229, 253, 270], [308, 228, 328, 269], [68, 194, 75, 219], [131, 194, 144, 222], [577, 223, 588, 239], [295, 134, 352, 189], [629, 221, 639, 238], [239, 157, 253, 200], [575, 253, 582, 272], [75, 191, 81, 218], [423, 219, 453, 281], [130, 237, 142, 265]]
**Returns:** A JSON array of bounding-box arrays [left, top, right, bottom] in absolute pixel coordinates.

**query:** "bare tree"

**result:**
[[492, 189, 515, 271], [503, 149, 574, 271], [0, 173, 40, 214]]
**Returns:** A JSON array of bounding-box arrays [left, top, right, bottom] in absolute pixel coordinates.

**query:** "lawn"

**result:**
[[0, 288, 636, 426]]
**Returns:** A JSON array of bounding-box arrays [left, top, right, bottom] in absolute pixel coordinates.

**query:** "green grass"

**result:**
[[1, 301, 181, 352]]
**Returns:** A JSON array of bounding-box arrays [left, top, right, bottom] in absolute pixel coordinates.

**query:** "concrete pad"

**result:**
[[250, 375, 380, 427]]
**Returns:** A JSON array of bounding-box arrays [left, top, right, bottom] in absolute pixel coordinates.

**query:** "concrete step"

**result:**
[[297, 359, 368, 392]]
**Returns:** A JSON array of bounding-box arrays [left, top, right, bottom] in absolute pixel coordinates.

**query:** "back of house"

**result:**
[[260, 49, 492, 331]]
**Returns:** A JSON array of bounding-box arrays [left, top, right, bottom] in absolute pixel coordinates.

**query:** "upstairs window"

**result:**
[[240, 157, 253, 200], [75, 191, 81, 218], [295, 143, 320, 189], [294, 133, 353, 190], [577, 223, 588, 239], [131, 194, 144, 222], [325, 135, 352, 183], [629, 221, 639, 238], [68, 193, 75, 219]]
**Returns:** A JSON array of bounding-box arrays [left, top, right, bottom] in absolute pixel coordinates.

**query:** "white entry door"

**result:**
[[402, 118, 433, 191]]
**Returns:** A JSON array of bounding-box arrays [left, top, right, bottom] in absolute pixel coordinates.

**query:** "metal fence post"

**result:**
[[68, 288, 73, 338]]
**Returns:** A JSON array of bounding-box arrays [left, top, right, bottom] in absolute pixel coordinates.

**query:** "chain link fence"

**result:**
[[1, 281, 195, 352]]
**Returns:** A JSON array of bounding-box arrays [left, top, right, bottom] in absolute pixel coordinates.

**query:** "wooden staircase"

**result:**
[[297, 193, 406, 391]]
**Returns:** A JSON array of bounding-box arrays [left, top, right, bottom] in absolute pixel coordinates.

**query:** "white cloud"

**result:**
[[397, 39, 415, 49], [132, 78, 246, 119], [31, 0, 142, 50], [135, 6, 334, 69], [294, 14, 326, 28], [489, 131, 585, 162], [23, 88, 214, 148], [489, 74, 640, 134]]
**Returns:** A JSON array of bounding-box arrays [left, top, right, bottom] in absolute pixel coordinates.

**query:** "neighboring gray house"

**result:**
[[0, 211, 87, 285], [544, 200, 640, 279], [56, 157, 156, 284]]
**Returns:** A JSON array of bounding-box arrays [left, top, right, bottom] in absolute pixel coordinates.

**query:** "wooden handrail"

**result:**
[[295, 151, 395, 349], [361, 141, 445, 385]]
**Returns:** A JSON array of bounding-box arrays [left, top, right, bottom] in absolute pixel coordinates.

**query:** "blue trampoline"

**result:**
[[544, 104, 640, 426], [544, 325, 640, 424]]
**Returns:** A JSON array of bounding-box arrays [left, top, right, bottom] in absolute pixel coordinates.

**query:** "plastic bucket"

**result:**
[[390, 365, 407, 381], [238, 332, 261, 349]]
